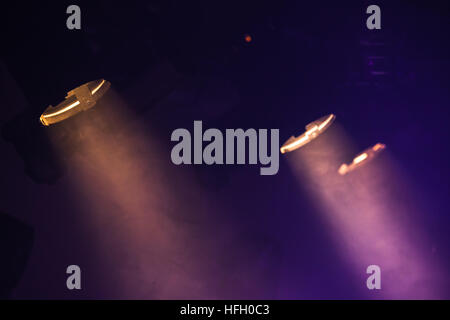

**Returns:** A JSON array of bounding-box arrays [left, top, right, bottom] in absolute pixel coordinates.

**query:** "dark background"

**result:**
[[0, 0, 449, 299]]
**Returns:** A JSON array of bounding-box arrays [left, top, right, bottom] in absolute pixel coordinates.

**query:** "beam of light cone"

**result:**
[[43, 89, 227, 299], [284, 124, 443, 299]]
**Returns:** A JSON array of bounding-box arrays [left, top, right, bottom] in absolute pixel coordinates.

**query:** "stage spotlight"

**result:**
[[338, 143, 386, 175], [40, 79, 110, 126], [280, 114, 335, 154]]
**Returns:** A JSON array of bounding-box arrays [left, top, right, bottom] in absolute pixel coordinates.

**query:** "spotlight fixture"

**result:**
[[39, 79, 110, 126], [280, 114, 335, 154], [338, 143, 386, 175]]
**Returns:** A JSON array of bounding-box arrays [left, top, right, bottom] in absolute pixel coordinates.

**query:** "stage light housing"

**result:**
[[338, 143, 386, 175], [280, 114, 335, 154], [40, 79, 110, 126]]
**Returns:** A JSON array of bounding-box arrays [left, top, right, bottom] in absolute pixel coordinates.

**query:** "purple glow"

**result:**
[[285, 126, 445, 299]]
